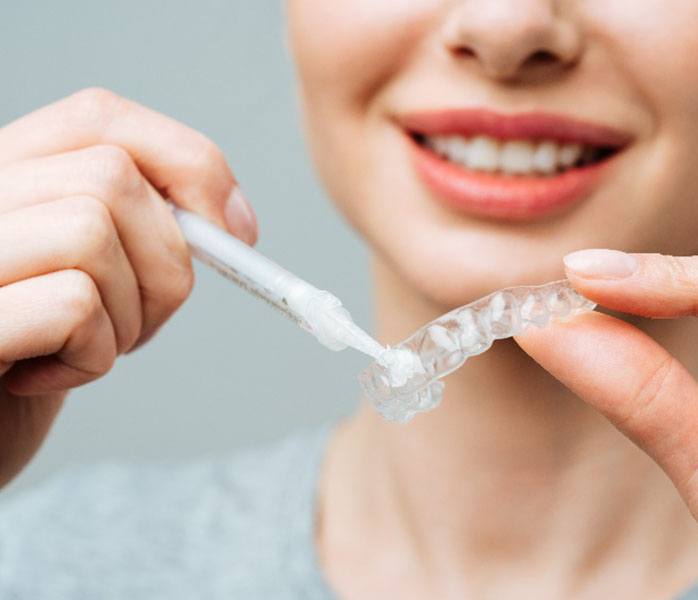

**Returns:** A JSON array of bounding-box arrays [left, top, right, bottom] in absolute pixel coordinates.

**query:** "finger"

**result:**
[[0, 197, 141, 353], [0, 387, 65, 488], [0, 87, 258, 242], [563, 249, 698, 318], [514, 312, 698, 516], [0, 270, 117, 395], [0, 147, 196, 341]]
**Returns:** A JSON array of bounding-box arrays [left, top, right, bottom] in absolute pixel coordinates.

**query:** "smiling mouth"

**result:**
[[398, 109, 632, 220]]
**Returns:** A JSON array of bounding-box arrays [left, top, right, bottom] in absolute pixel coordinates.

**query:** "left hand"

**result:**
[[514, 249, 698, 519]]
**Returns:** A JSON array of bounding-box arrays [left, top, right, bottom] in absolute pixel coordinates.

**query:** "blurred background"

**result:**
[[2, 1, 371, 493]]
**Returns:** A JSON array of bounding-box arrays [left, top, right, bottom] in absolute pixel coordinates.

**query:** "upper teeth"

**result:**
[[425, 135, 591, 175]]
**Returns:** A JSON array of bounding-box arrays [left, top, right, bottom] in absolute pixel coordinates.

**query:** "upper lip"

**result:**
[[396, 108, 633, 149]]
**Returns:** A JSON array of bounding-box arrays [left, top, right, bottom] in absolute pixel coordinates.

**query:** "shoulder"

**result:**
[[0, 425, 334, 600]]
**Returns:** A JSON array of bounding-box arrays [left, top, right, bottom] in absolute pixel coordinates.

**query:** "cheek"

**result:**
[[593, 1, 698, 252], [288, 0, 440, 105], [585, 0, 698, 125], [287, 0, 443, 228]]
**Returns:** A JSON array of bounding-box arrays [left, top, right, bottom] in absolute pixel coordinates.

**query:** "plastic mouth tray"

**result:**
[[359, 280, 596, 422]]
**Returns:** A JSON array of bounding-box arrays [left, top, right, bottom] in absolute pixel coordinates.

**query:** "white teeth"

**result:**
[[446, 136, 471, 164], [429, 136, 450, 156], [532, 141, 558, 174], [467, 136, 500, 172], [500, 140, 535, 174], [558, 143, 583, 168], [425, 134, 597, 175]]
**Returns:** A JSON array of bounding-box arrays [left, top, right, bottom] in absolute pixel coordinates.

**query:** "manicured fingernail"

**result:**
[[224, 187, 258, 245], [563, 249, 638, 279]]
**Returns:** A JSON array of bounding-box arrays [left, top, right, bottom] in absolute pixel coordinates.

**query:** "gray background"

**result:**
[[1, 1, 371, 493]]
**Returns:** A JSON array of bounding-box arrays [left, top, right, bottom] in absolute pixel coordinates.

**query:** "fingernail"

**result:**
[[224, 187, 258, 245], [563, 249, 638, 279]]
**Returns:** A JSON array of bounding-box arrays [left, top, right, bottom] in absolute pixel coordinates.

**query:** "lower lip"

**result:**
[[409, 137, 615, 221]]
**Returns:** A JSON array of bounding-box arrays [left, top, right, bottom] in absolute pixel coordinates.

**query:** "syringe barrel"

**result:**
[[172, 207, 319, 327]]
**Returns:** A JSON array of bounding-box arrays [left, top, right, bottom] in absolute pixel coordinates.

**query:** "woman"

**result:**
[[1, 1, 697, 598]]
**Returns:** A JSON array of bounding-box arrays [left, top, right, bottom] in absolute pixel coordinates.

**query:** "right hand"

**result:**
[[0, 88, 258, 488]]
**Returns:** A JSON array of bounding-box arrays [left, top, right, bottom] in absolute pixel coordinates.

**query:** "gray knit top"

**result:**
[[0, 425, 696, 599]]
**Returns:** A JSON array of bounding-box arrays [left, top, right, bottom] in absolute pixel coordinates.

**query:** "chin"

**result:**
[[369, 214, 572, 311]]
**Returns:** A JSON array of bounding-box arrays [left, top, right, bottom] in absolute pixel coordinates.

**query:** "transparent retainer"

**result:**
[[358, 279, 596, 423]]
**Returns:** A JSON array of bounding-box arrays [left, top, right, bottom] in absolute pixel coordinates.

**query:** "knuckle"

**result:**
[[188, 136, 235, 199], [69, 87, 122, 125], [196, 137, 227, 171], [86, 144, 142, 198], [68, 196, 119, 257], [60, 270, 102, 325], [620, 354, 678, 439]]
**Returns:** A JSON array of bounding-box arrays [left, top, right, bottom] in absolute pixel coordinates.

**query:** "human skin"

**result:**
[[0, 89, 258, 487], [287, 0, 698, 598]]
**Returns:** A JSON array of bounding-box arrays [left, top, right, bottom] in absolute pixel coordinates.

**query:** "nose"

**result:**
[[441, 0, 583, 81]]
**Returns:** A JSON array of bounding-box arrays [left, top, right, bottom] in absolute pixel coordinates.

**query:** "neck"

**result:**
[[319, 256, 698, 598]]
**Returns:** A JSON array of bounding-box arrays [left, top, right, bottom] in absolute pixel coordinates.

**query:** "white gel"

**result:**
[[377, 347, 424, 387]]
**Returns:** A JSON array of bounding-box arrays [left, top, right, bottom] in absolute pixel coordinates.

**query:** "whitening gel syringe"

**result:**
[[171, 205, 386, 359]]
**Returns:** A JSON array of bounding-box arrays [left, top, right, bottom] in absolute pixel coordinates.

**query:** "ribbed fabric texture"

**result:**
[[0, 424, 696, 599], [0, 426, 335, 599]]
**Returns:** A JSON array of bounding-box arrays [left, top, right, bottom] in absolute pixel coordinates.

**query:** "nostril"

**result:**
[[525, 49, 559, 67], [452, 45, 477, 58]]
